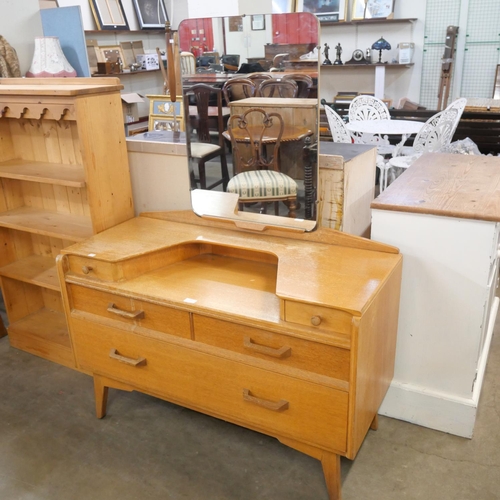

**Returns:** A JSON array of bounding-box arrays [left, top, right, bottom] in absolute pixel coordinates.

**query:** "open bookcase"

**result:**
[[0, 78, 134, 368]]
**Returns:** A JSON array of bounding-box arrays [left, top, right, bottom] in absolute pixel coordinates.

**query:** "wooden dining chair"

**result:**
[[257, 79, 298, 98], [226, 108, 298, 217], [246, 72, 273, 88], [183, 84, 229, 191], [282, 73, 313, 98], [222, 77, 256, 103]]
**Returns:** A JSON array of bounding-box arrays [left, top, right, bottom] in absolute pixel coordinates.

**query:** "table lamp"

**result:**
[[371, 37, 391, 64], [26, 37, 76, 78]]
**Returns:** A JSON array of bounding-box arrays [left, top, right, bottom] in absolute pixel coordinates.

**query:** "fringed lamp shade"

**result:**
[[371, 37, 391, 64], [26, 37, 77, 78]]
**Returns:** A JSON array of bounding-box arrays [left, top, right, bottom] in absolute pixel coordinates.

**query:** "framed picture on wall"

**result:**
[[251, 15, 266, 31], [132, 0, 169, 29], [352, 0, 366, 20], [364, 0, 395, 19], [272, 0, 296, 13], [89, 0, 129, 30], [296, 0, 348, 22]]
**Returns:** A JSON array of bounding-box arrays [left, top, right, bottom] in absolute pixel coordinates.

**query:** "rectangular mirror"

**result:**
[[178, 12, 319, 231]]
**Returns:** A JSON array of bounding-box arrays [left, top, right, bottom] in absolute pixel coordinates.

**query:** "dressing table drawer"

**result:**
[[68, 285, 191, 339], [71, 317, 349, 453], [284, 301, 353, 335], [193, 315, 350, 381]]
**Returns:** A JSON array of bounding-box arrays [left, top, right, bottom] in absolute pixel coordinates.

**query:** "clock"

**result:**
[[345, 49, 370, 65]]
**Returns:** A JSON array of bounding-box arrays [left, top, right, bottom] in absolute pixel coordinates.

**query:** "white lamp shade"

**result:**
[[26, 36, 77, 78]]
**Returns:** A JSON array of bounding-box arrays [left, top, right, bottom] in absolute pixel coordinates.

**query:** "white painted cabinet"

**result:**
[[371, 153, 500, 438]]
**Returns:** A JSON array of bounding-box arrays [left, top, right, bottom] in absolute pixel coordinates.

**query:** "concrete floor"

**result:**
[[0, 317, 499, 500]]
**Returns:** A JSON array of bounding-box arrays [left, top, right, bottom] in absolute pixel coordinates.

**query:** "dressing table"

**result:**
[[57, 203, 402, 500]]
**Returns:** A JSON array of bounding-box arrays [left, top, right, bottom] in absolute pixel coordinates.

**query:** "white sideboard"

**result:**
[[371, 153, 500, 438]]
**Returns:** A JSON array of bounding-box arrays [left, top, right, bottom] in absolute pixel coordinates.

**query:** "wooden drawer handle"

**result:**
[[107, 303, 145, 320], [109, 348, 146, 367], [82, 265, 93, 274], [311, 315, 322, 326], [243, 388, 289, 412], [243, 336, 291, 359]]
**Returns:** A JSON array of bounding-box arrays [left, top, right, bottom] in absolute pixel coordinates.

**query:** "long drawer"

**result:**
[[68, 284, 191, 339], [193, 315, 350, 381], [70, 317, 349, 453]]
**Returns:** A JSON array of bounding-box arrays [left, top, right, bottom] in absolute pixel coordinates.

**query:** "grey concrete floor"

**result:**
[[0, 316, 499, 500]]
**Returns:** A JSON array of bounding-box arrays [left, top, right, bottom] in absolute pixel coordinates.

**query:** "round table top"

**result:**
[[346, 119, 423, 135]]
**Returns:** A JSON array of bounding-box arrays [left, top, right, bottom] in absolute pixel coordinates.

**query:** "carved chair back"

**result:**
[[257, 79, 298, 98], [222, 77, 256, 103]]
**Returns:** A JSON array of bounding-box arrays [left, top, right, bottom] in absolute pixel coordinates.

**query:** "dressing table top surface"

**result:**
[[62, 215, 401, 317]]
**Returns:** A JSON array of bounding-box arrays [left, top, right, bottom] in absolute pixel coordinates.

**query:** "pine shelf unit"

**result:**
[[0, 78, 135, 369]]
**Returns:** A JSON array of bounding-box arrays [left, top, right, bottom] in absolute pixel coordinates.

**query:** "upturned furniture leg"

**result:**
[[370, 413, 379, 430], [93, 375, 109, 419], [321, 452, 342, 500]]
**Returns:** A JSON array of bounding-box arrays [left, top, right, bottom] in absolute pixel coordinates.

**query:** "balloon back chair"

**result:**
[[226, 108, 298, 217], [282, 73, 314, 98], [222, 77, 257, 103], [183, 84, 229, 191], [257, 79, 298, 98]]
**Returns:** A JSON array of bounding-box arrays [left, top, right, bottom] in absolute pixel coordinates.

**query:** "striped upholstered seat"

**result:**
[[227, 170, 297, 200]]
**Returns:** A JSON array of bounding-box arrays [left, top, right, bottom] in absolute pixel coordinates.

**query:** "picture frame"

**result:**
[[228, 16, 244, 32], [132, 0, 169, 30], [86, 39, 103, 74], [364, 0, 395, 19], [351, 0, 367, 20], [88, 0, 129, 30], [296, 0, 348, 22], [272, 0, 296, 13], [493, 65, 500, 99], [100, 45, 126, 66], [251, 15, 266, 31]]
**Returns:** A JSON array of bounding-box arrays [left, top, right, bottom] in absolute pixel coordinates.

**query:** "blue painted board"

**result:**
[[41, 6, 90, 77]]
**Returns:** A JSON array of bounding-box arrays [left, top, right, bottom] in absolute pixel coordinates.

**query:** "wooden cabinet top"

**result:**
[[60, 215, 401, 317], [0, 77, 123, 96], [371, 153, 500, 222]]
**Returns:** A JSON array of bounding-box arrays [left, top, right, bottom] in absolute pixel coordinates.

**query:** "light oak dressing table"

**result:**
[[57, 208, 402, 500]]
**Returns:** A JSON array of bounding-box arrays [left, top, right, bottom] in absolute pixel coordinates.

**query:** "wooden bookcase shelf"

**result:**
[[0, 207, 93, 241], [0, 78, 135, 368], [321, 17, 417, 26], [0, 255, 59, 291], [0, 160, 86, 187]]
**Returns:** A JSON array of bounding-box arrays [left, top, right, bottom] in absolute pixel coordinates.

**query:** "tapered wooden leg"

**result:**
[[321, 452, 342, 500], [93, 375, 109, 419], [370, 413, 379, 430]]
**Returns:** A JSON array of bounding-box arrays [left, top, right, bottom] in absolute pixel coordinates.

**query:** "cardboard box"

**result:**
[[398, 43, 415, 64], [121, 93, 145, 124], [136, 53, 159, 71]]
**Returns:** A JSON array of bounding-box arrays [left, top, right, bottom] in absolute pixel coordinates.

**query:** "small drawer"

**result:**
[[68, 284, 191, 339], [70, 317, 349, 453], [284, 301, 353, 335], [67, 255, 120, 281], [193, 315, 350, 381]]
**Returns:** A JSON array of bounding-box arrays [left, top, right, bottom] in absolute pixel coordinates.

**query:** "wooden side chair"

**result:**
[[226, 108, 298, 217], [246, 72, 273, 89], [183, 84, 229, 191], [282, 73, 313, 98], [180, 52, 196, 75], [222, 77, 256, 103], [257, 79, 298, 98]]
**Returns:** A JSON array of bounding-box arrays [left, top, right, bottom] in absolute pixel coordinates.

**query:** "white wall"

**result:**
[[0, 0, 43, 74]]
